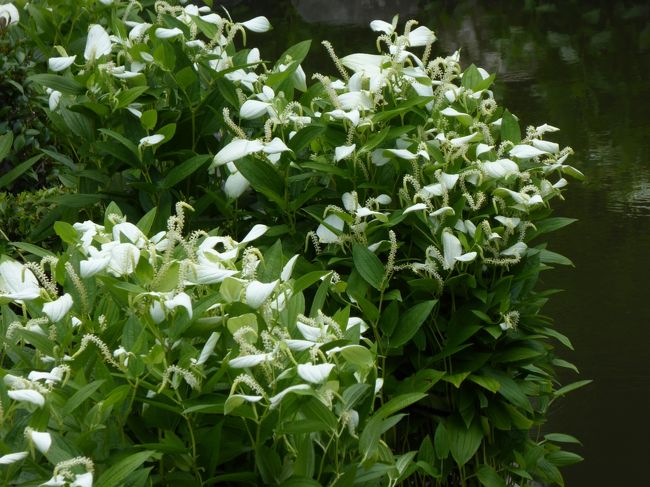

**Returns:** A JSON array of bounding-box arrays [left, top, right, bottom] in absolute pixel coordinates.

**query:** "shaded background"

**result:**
[[220, 1, 650, 484]]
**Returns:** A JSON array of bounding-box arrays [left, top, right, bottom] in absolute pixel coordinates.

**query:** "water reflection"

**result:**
[[225, 0, 650, 483]]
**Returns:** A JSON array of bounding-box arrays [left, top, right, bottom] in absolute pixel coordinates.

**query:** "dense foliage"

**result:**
[[0, 1, 588, 486]]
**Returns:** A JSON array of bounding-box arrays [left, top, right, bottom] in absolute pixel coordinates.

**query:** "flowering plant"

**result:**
[[1, 1, 588, 485], [0, 202, 415, 485]]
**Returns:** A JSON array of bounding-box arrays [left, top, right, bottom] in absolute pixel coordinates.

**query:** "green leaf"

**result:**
[[477, 465, 507, 487], [0, 132, 13, 162], [61, 108, 95, 140], [153, 42, 176, 71], [539, 249, 574, 266], [373, 393, 427, 419], [277, 39, 312, 65], [352, 244, 385, 290], [54, 221, 78, 245], [100, 129, 139, 156], [389, 300, 436, 348], [62, 380, 106, 415], [0, 154, 43, 188], [158, 123, 177, 143], [462, 64, 482, 90], [447, 415, 484, 467], [116, 86, 149, 108], [531, 217, 577, 238], [554, 379, 592, 397], [468, 375, 501, 393], [175, 66, 197, 90], [546, 450, 584, 467], [160, 154, 211, 188], [234, 157, 286, 207], [340, 345, 373, 368], [372, 96, 434, 123], [28, 74, 84, 95], [136, 208, 157, 235], [484, 369, 532, 412], [10, 242, 56, 259], [141, 110, 157, 131], [255, 445, 282, 485], [288, 125, 325, 153], [360, 414, 407, 461], [434, 423, 449, 459], [95, 451, 155, 487], [500, 109, 521, 144], [544, 433, 582, 445]]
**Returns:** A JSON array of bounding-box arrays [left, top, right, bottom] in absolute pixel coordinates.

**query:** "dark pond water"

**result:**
[[225, 0, 650, 484]]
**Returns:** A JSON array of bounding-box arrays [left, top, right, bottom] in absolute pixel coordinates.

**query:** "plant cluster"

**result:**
[[0, 1, 588, 486]]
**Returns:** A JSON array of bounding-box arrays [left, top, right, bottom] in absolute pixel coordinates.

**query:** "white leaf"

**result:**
[[455, 251, 477, 263], [450, 132, 479, 147], [154, 27, 184, 39], [501, 242, 528, 257], [0, 259, 41, 301], [8, 389, 45, 407], [297, 321, 323, 341], [334, 144, 356, 162], [285, 339, 315, 351], [213, 138, 264, 166], [509, 144, 548, 159], [70, 472, 93, 487], [113, 222, 146, 246], [371, 149, 390, 166], [476, 143, 493, 157], [245, 280, 278, 309], [138, 134, 165, 148], [48, 90, 62, 111], [0, 451, 28, 465], [84, 24, 112, 61], [241, 16, 271, 33], [403, 203, 427, 214], [442, 230, 462, 270], [263, 137, 290, 155], [150, 301, 165, 323], [240, 99, 271, 119], [385, 149, 417, 160], [164, 292, 192, 318], [281, 254, 299, 282], [105, 243, 140, 277], [241, 224, 269, 243], [27, 430, 52, 453], [40, 474, 67, 486], [338, 91, 373, 110], [431, 206, 454, 217], [482, 159, 519, 179], [128, 22, 151, 41], [408, 26, 436, 47], [48, 55, 76, 72], [195, 332, 219, 365], [79, 254, 110, 278], [224, 171, 251, 198], [495, 216, 521, 229], [316, 214, 345, 243], [297, 363, 335, 383], [186, 263, 237, 285], [229, 353, 270, 368], [340, 53, 385, 76], [269, 384, 310, 408], [369, 20, 394, 34], [43, 293, 73, 323], [532, 139, 560, 154]]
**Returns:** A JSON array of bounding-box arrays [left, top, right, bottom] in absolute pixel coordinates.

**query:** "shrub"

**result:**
[[1, 1, 588, 485]]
